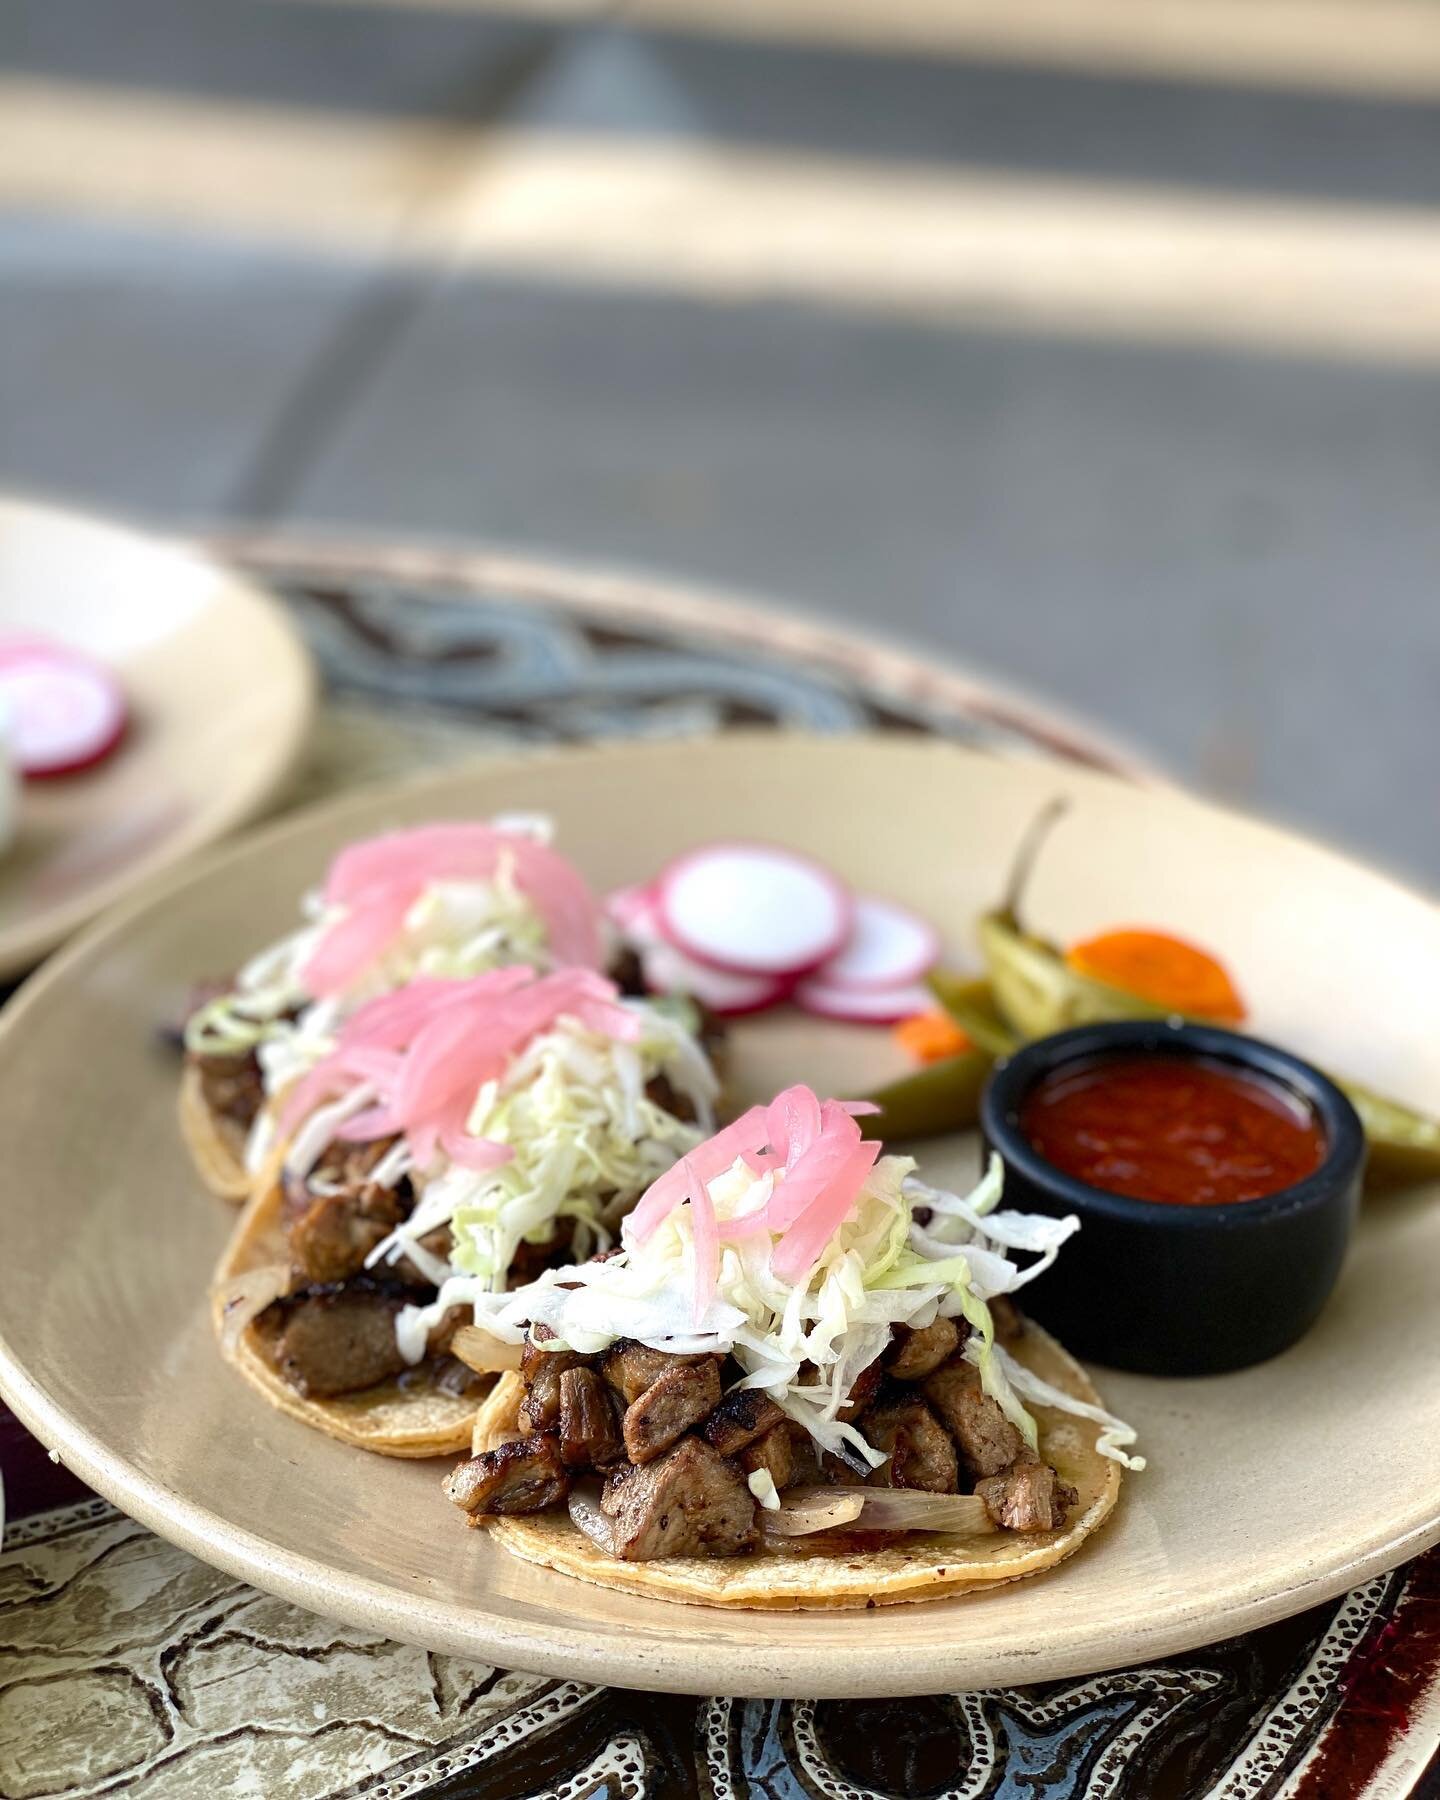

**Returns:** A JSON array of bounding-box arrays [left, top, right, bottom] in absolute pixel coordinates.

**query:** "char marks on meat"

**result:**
[[191, 1047, 265, 1133], [862, 1394, 960, 1492], [445, 1434, 571, 1517], [622, 1358, 722, 1464], [519, 1339, 592, 1432], [600, 1437, 758, 1560], [559, 1366, 625, 1468], [922, 1357, 1024, 1478], [976, 1451, 1077, 1531], [701, 1388, 785, 1456], [885, 1317, 961, 1381], [257, 1281, 409, 1398], [600, 1341, 704, 1407]]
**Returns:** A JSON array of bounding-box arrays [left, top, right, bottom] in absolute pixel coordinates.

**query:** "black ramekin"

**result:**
[[980, 1019, 1365, 1376]]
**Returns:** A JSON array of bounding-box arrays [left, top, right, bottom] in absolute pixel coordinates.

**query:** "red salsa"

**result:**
[[1019, 1052, 1325, 1206]]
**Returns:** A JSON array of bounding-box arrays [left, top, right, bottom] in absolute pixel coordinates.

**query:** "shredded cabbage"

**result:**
[[388, 999, 717, 1360], [452, 1151, 1143, 1472]]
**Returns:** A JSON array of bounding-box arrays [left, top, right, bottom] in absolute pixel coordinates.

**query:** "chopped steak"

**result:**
[[976, 1452, 1076, 1531], [509, 1222, 575, 1288], [600, 1437, 758, 1560], [559, 1366, 625, 1468], [609, 943, 647, 997], [190, 1047, 265, 1133], [445, 1433, 570, 1517], [862, 1395, 960, 1492], [990, 1295, 1023, 1344], [600, 1341, 704, 1407], [885, 1317, 961, 1381], [287, 1179, 406, 1285], [645, 1072, 698, 1125], [837, 1358, 883, 1423], [701, 1388, 785, 1457], [519, 1339, 592, 1432], [257, 1282, 408, 1398], [739, 1423, 794, 1490], [622, 1358, 722, 1464], [922, 1358, 1024, 1478]]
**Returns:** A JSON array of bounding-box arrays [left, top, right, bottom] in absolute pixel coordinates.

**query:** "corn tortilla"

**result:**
[[466, 1324, 1122, 1609]]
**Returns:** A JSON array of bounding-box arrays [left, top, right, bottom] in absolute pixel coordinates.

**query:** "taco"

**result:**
[[441, 1086, 1142, 1606], [181, 816, 630, 1201], [213, 965, 721, 1456]]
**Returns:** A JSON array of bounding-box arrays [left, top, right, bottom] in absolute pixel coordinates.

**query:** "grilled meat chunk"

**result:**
[[257, 1282, 408, 1398], [922, 1358, 1024, 1478], [559, 1366, 625, 1468], [622, 1358, 722, 1464], [701, 1388, 785, 1457], [862, 1395, 960, 1492], [445, 1433, 570, 1517], [885, 1317, 961, 1381], [600, 1341, 705, 1407], [190, 1047, 265, 1133], [739, 1423, 794, 1491], [509, 1223, 575, 1288], [519, 1338, 592, 1432], [976, 1452, 1076, 1532], [600, 1437, 758, 1560]]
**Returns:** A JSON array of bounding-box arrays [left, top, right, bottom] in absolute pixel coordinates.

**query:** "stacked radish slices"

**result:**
[[610, 842, 940, 1024]]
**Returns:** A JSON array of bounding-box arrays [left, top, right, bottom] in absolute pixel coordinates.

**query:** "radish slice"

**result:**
[[793, 976, 935, 1025], [815, 895, 940, 991], [640, 938, 789, 1017], [655, 842, 851, 977], [0, 638, 128, 777]]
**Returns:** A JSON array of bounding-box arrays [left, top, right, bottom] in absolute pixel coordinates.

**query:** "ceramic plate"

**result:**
[[0, 735, 1437, 1698], [0, 499, 315, 979]]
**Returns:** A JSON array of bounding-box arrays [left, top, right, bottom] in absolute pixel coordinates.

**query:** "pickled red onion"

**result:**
[[304, 822, 603, 996], [625, 1083, 885, 1288], [280, 967, 638, 1174]]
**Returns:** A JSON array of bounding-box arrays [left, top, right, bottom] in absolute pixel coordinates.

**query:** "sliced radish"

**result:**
[[793, 976, 935, 1025], [815, 895, 940, 991], [0, 637, 128, 777], [655, 842, 851, 977], [640, 938, 790, 1017]]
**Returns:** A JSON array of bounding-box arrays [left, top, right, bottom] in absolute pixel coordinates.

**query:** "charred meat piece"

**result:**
[[609, 943, 647, 997], [739, 1423, 795, 1491], [701, 1388, 785, 1457], [862, 1394, 960, 1492], [600, 1437, 758, 1560], [256, 1281, 409, 1398], [445, 1433, 570, 1517], [990, 1295, 1024, 1345], [885, 1317, 961, 1382], [559, 1366, 626, 1468], [976, 1452, 1076, 1531], [286, 1162, 407, 1286], [623, 1358, 722, 1464], [509, 1222, 575, 1288], [922, 1358, 1024, 1478], [600, 1341, 705, 1407], [519, 1338, 592, 1432], [837, 1357, 883, 1423], [190, 1047, 265, 1133]]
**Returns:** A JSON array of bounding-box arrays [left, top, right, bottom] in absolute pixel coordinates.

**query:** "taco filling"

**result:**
[[441, 1086, 1141, 1568], [183, 817, 626, 1184], [229, 967, 718, 1407]]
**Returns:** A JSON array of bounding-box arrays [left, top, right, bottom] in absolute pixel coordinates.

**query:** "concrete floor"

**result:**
[[2, 0, 1439, 884]]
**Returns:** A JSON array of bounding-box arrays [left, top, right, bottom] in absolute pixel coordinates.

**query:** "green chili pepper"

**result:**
[[858, 1048, 993, 1143], [925, 969, 1020, 1057]]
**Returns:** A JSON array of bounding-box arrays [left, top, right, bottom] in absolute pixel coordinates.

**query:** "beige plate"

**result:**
[[1, 735, 1438, 1696], [0, 499, 315, 979]]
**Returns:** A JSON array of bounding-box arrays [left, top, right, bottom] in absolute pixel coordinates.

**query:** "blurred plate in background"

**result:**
[[0, 500, 314, 979]]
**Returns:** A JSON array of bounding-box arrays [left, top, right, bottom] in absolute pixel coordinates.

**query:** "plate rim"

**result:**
[[0, 498, 317, 978], [3, 732, 1440, 1696]]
